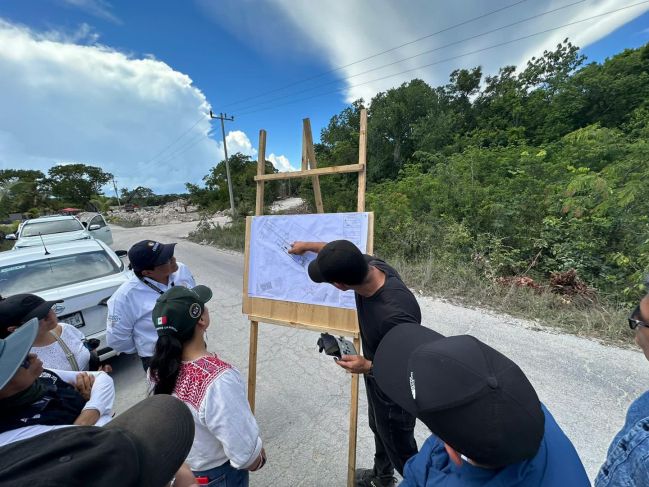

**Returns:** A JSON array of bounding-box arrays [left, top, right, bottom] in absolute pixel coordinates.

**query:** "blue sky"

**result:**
[[0, 0, 647, 195]]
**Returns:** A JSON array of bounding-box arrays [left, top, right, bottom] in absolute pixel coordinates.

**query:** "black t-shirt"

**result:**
[[355, 257, 422, 361]]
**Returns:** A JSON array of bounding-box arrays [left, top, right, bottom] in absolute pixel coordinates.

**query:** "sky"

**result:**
[[0, 0, 648, 195]]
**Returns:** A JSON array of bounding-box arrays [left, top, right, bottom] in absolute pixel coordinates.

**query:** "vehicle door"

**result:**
[[87, 215, 113, 246]]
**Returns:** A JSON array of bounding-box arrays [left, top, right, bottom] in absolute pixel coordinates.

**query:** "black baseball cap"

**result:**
[[153, 285, 213, 340], [0, 394, 195, 487], [0, 294, 63, 330], [374, 325, 545, 467], [128, 240, 176, 271], [307, 240, 368, 285]]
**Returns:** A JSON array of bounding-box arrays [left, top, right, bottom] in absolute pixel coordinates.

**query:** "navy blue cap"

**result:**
[[128, 240, 176, 271]]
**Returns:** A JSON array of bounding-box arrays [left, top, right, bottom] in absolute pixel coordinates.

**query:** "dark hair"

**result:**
[[132, 267, 154, 279], [149, 334, 186, 395]]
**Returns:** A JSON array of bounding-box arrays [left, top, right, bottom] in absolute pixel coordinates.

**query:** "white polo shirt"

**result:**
[[106, 262, 195, 358]]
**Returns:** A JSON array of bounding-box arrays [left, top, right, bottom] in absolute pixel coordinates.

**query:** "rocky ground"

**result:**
[[109, 197, 307, 227]]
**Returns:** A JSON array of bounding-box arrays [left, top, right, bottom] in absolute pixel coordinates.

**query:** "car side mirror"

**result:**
[[5, 234, 16, 240], [115, 250, 127, 257], [88, 224, 101, 230]]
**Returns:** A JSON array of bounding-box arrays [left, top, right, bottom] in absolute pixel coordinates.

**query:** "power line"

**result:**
[[235, 1, 649, 118], [219, 0, 531, 109], [140, 114, 207, 166], [231, 0, 586, 113], [147, 129, 214, 167]]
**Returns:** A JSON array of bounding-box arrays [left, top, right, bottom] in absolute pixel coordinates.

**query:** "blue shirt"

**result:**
[[596, 390, 649, 487], [400, 406, 589, 487]]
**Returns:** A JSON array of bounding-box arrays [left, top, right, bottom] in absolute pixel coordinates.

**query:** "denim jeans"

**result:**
[[193, 462, 248, 487], [365, 375, 418, 478]]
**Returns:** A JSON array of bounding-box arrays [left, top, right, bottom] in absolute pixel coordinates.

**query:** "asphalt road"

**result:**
[[108, 222, 649, 485]]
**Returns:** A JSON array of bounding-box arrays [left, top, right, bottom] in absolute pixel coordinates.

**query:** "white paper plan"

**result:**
[[248, 213, 369, 309]]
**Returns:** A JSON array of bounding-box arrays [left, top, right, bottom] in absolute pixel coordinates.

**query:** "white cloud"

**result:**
[[214, 131, 295, 172], [199, 0, 649, 104], [59, 0, 122, 24], [221, 130, 257, 158], [267, 153, 294, 172], [0, 19, 228, 194]]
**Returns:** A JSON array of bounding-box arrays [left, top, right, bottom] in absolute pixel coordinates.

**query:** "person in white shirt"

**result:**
[[0, 293, 107, 372], [0, 318, 115, 448], [106, 240, 195, 371], [149, 285, 266, 486]]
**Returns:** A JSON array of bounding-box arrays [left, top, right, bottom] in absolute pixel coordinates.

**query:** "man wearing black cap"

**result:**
[[289, 240, 421, 486], [373, 324, 590, 486], [106, 240, 196, 371]]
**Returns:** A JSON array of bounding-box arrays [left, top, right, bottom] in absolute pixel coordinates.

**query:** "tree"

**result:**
[[187, 153, 279, 215], [47, 164, 113, 205]]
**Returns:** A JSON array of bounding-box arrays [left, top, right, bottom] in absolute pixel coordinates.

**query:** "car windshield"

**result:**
[[22, 219, 84, 237], [0, 251, 120, 295]]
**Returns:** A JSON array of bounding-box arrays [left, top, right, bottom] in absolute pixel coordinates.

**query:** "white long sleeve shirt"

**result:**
[[106, 262, 195, 357], [173, 355, 263, 471], [0, 369, 115, 447]]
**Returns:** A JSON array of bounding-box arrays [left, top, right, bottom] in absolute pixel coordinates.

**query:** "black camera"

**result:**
[[317, 333, 357, 359]]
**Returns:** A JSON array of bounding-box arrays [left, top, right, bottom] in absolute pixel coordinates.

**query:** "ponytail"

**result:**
[[149, 335, 184, 395]]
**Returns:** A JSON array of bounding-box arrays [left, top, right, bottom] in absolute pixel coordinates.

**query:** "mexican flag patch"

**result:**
[[157, 316, 167, 325]]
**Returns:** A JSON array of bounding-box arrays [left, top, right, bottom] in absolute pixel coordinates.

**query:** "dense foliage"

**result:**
[[186, 152, 287, 214], [303, 41, 649, 305]]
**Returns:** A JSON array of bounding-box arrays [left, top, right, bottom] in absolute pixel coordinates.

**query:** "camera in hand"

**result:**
[[317, 333, 357, 359]]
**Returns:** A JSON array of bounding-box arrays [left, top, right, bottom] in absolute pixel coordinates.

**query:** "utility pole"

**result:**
[[210, 110, 236, 217], [112, 176, 121, 207]]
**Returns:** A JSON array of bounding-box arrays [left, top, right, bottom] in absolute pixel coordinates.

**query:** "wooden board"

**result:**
[[242, 214, 374, 337]]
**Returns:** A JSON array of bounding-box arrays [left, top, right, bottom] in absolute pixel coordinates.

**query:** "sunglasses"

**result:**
[[628, 306, 649, 330], [20, 356, 31, 369]]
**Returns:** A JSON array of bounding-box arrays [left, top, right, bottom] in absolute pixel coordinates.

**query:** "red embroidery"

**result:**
[[174, 355, 233, 410]]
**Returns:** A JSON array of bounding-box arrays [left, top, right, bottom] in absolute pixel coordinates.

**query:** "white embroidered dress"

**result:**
[[173, 354, 263, 472]]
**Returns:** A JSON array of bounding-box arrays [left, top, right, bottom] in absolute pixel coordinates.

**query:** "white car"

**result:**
[[7, 215, 92, 249], [77, 212, 114, 246], [0, 239, 131, 360]]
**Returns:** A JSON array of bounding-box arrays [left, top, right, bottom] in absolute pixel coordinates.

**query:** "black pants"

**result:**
[[364, 375, 418, 478]]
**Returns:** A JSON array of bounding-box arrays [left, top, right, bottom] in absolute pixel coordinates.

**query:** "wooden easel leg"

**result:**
[[348, 336, 361, 487], [248, 320, 259, 413]]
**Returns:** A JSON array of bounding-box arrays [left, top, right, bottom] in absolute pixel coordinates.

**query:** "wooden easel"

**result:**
[[243, 108, 369, 487]]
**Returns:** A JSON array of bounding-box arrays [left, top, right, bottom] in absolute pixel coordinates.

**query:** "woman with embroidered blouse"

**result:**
[[148, 285, 266, 487], [0, 294, 107, 372]]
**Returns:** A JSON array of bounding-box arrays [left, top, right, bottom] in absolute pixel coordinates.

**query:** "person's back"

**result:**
[[372, 325, 590, 487], [402, 405, 588, 487], [148, 285, 266, 485], [173, 354, 262, 472]]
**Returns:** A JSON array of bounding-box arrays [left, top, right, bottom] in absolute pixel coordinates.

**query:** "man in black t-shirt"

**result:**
[[289, 239, 422, 487]]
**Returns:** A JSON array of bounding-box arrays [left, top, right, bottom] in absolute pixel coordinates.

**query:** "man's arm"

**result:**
[[53, 370, 115, 424], [288, 241, 326, 255], [106, 294, 137, 354]]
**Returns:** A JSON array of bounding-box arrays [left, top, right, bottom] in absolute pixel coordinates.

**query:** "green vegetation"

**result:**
[[186, 153, 296, 215], [189, 217, 246, 252], [0, 164, 114, 218], [191, 40, 648, 342]]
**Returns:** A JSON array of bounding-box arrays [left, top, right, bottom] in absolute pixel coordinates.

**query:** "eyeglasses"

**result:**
[[628, 306, 649, 330], [20, 356, 31, 369]]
